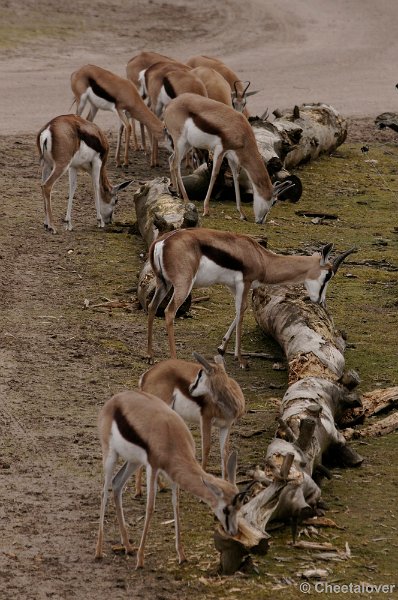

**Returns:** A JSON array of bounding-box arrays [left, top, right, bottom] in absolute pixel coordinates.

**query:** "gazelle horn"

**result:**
[[192, 352, 213, 372], [332, 247, 357, 273]]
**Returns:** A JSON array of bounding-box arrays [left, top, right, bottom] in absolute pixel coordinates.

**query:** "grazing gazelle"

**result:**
[[147, 228, 356, 367], [135, 352, 245, 495], [186, 55, 258, 116], [142, 61, 207, 166], [36, 114, 133, 233], [163, 93, 292, 222], [190, 66, 233, 107], [125, 51, 178, 151], [95, 390, 245, 568], [70, 64, 164, 166]]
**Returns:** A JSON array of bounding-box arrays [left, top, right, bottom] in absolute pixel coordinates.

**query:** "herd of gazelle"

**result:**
[[36, 50, 356, 568]]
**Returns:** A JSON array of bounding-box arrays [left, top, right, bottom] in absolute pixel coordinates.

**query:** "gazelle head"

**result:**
[[304, 244, 357, 306], [253, 179, 296, 224], [202, 451, 246, 537], [231, 80, 259, 113], [189, 352, 225, 394], [101, 180, 133, 224]]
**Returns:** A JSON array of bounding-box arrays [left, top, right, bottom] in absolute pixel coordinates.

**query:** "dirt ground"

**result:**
[[1, 2, 398, 599]]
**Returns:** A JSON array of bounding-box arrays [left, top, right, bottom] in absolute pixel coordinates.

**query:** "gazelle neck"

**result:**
[[259, 252, 315, 285], [166, 458, 219, 508]]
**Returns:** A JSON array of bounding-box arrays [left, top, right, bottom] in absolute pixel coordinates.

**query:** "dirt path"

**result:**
[[1, 2, 398, 599], [2, 0, 398, 135]]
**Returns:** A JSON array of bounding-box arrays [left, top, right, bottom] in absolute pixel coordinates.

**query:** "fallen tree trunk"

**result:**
[[182, 103, 347, 207], [217, 283, 363, 573], [375, 112, 398, 133], [134, 177, 199, 314]]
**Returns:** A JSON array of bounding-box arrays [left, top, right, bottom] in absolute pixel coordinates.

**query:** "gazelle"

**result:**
[[147, 227, 356, 368], [36, 114, 133, 233], [190, 66, 233, 107], [135, 352, 245, 496], [143, 61, 208, 167], [70, 64, 164, 167], [186, 55, 258, 116], [125, 51, 179, 151], [95, 390, 245, 568], [164, 93, 292, 222]]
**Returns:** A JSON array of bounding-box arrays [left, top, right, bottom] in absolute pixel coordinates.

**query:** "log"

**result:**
[[251, 283, 346, 384], [343, 412, 398, 440], [272, 103, 348, 170], [375, 112, 398, 133], [133, 177, 199, 247], [134, 177, 199, 314]]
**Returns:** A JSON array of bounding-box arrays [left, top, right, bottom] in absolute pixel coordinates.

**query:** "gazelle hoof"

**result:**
[[217, 346, 225, 356]]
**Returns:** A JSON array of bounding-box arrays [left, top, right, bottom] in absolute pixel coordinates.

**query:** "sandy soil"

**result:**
[[1, 2, 397, 599]]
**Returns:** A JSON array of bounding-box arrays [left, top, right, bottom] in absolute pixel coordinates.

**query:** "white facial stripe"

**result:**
[[304, 270, 332, 303]]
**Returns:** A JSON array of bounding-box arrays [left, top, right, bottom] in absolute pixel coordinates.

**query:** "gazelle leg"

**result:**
[[112, 461, 139, 554], [135, 465, 144, 497], [175, 142, 191, 202], [200, 416, 212, 473], [95, 449, 118, 558], [130, 117, 139, 151], [168, 151, 179, 191], [87, 104, 98, 122], [140, 123, 147, 153], [42, 162, 70, 234], [227, 156, 246, 221], [219, 426, 231, 479], [90, 158, 104, 227], [171, 483, 186, 564], [203, 148, 225, 217], [164, 282, 193, 359], [116, 109, 131, 167], [218, 315, 237, 356], [147, 279, 171, 362], [136, 465, 159, 569], [234, 281, 251, 368], [64, 166, 77, 230], [115, 123, 124, 167]]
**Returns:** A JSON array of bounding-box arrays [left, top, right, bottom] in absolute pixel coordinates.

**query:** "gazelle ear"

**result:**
[[112, 179, 134, 193], [320, 243, 334, 265], [226, 451, 238, 486], [202, 478, 223, 499], [245, 90, 260, 97], [213, 354, 226, 369]]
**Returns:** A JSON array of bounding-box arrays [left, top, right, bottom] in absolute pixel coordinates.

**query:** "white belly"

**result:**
[[172, 390, 201, 424], [87, 87, 116, 112], [193, 256, 242, 289], [184, 117, 221, 151], [70, 141, 99, 169], [110, 422, 148, 465]]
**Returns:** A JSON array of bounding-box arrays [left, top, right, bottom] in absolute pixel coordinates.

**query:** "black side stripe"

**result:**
[[78, 129, 107, 158], [88, 77, 116, 104], [114, 407, 150, 455], [200, 243, 245, 273], [163, 76, 176, 99]]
